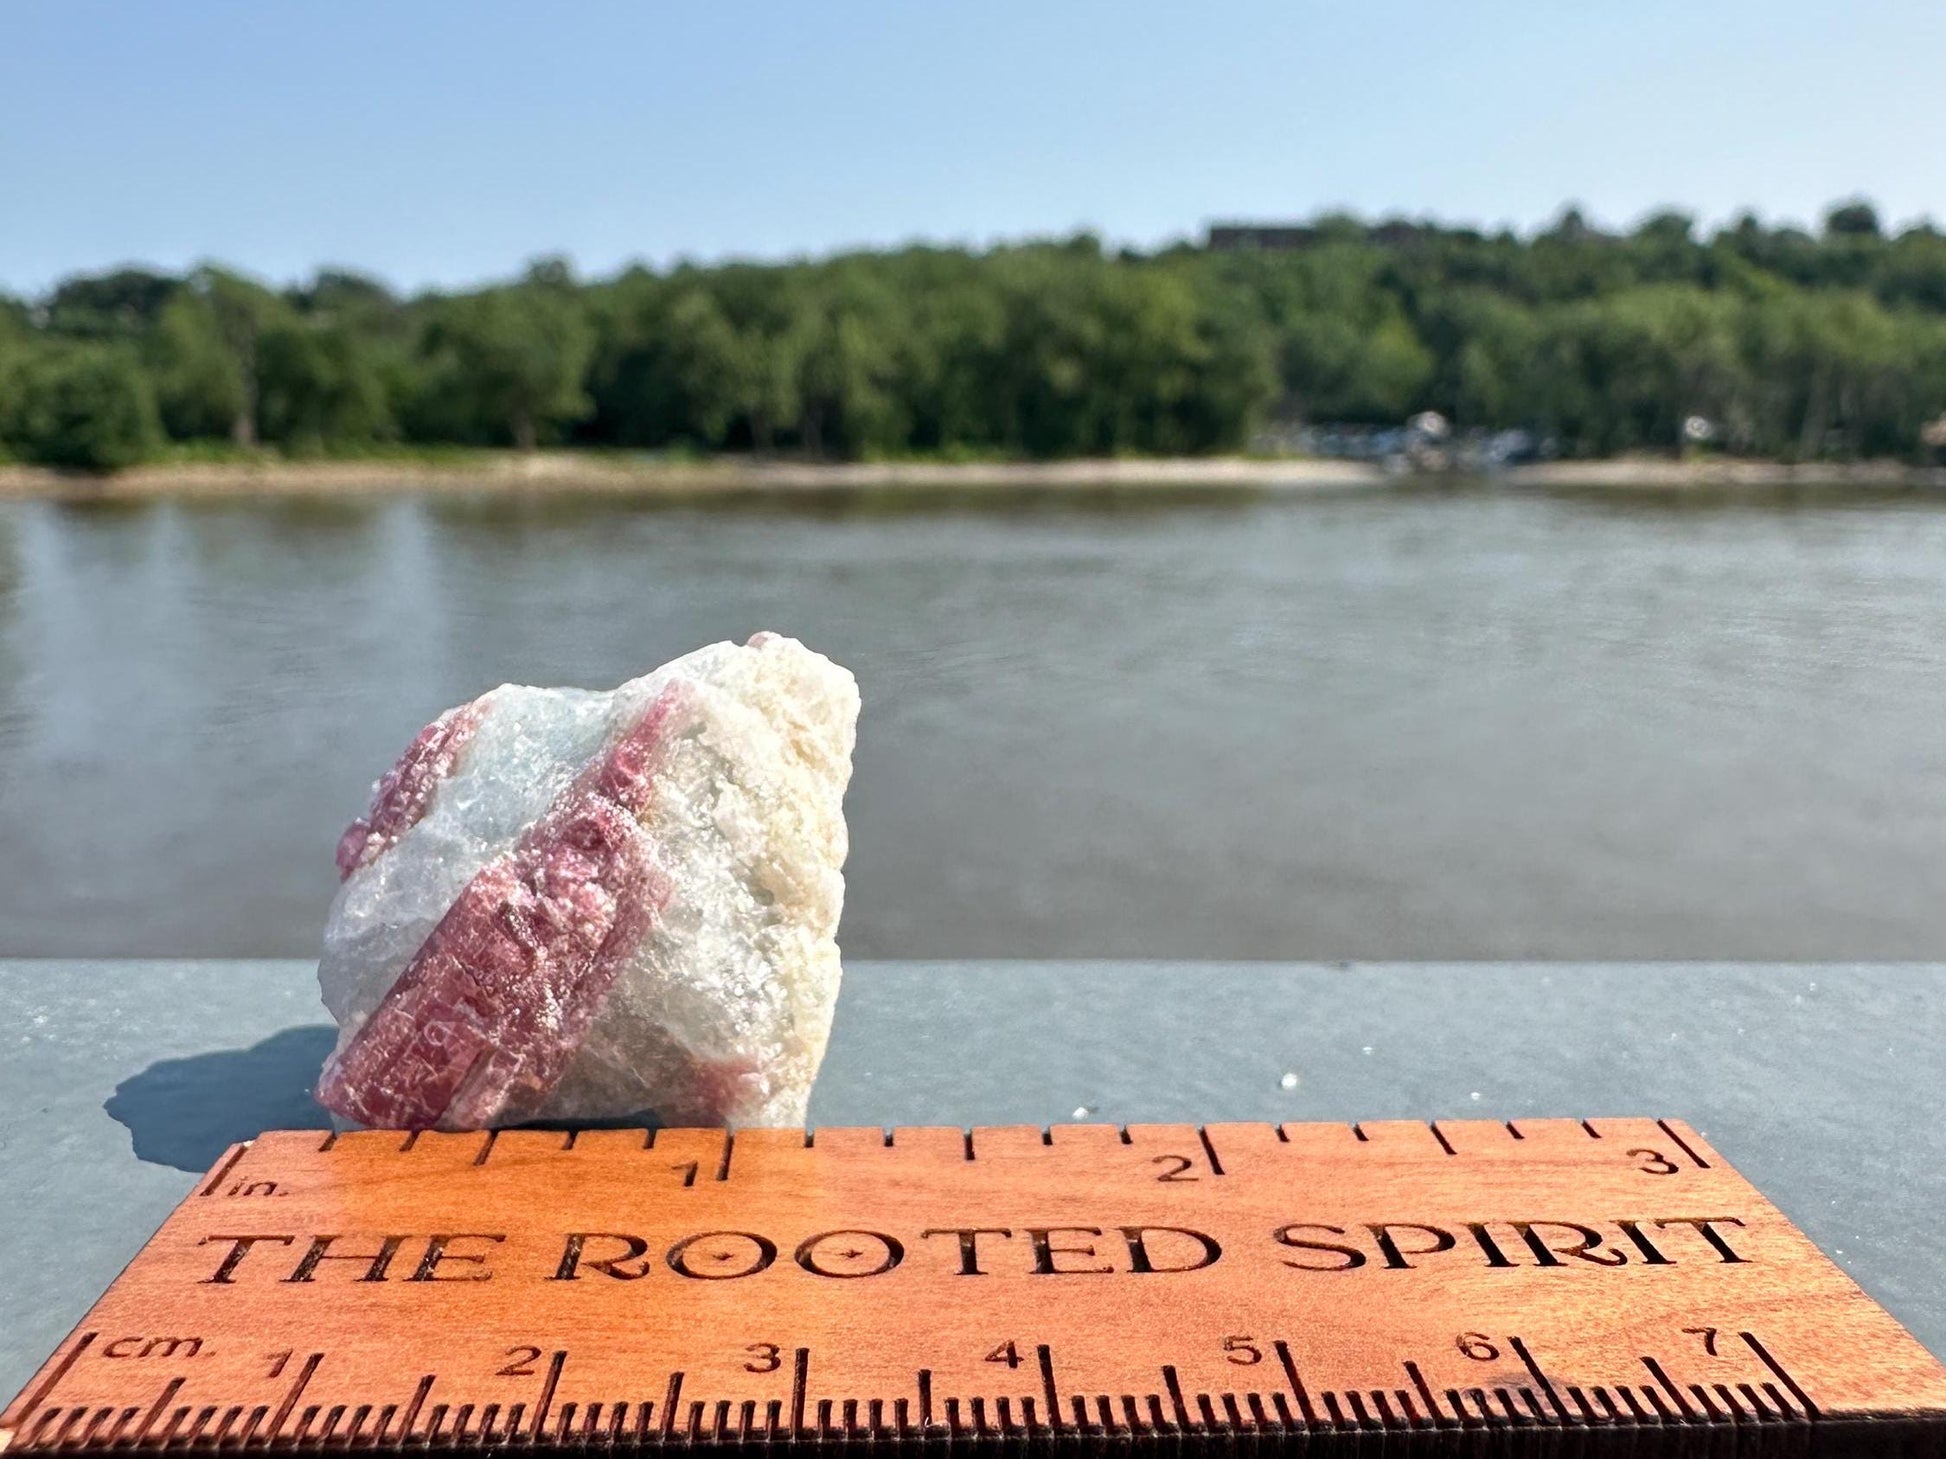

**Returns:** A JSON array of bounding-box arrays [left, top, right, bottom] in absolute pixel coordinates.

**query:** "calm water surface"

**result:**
[[3, 483, 1945, 959]]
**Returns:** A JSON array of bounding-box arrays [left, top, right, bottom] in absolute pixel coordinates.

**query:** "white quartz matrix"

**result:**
[[315, 633, 858, 1131]]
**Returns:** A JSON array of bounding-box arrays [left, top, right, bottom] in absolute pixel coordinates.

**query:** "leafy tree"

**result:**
[[1826, 201, 1882, 239], [147, 290, 248, 441], [6, 345, 160, 470], [44, 269, 179, 340], [257, 320, 393, 448], [0, 306, 30, 459], [415, 276, 592, 448], [13, 197, 1946, 468], [290, 269, 399, 320], [140, 268, 289, 446], [791, 267, 907, 456]]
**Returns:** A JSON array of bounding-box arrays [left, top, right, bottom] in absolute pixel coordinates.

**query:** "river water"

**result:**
[[3, 482, 1944, 960]]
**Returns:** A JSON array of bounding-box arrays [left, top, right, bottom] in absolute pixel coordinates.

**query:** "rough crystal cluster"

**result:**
[[315, 633, 858, 1131]]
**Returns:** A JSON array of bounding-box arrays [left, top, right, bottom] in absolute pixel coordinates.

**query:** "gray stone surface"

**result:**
[[0, 960, 1939, 1402]]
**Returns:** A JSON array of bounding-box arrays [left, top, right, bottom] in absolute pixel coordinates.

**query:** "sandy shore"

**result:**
[[0, 454, 1389, 500], [3, 452, 1944, 500], [1509, 457, 1946, 490]]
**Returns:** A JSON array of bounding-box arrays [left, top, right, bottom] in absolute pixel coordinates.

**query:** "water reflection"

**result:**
[[2, 483, 1945, 960]]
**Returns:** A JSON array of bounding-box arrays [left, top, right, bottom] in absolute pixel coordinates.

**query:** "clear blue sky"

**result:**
[[3, 0, 1940, 295]]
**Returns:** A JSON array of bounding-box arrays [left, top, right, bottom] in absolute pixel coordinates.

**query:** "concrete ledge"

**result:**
[[1, 960, 1939, 1395]]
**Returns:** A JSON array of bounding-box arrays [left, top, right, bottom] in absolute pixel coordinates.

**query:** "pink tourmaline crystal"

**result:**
[[334, 702, 484, 878], [315, 635, 858, 1130]]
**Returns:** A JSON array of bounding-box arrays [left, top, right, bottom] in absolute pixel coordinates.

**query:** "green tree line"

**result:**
[[6, 200, 1946, 470]]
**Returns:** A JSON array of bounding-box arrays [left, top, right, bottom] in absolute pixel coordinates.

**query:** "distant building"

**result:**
[[1206, 219, 1437, 252], [1206, 223, 1318, 252]]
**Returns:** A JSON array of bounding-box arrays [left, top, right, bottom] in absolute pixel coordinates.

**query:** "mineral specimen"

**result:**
[[315, 633, 859, 1131]]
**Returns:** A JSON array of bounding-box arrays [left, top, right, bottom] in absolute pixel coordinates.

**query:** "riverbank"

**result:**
[[1510, 457, 1946, 490], [0, 454, 1387, 501], [3, 452, 1945, 500]]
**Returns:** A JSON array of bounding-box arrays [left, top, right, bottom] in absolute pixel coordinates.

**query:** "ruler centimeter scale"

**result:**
[[5, 1118, 1944, 1456]]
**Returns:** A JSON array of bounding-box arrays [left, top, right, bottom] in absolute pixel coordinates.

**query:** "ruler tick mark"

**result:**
[[267, 1353, 321, 1440], [134, 1377, 182, 1445], [530, 1351, 565, 1438], [1741, 1331, 1821, 1419], [1509, 1336, 1569, 1423], [1198, 1391, 1223, 1432], [658, 1372, 682, 1439], [1657, 1119, 1711, 1169], [1196, 1126, 1225, 1175], [78, 1408, 115, 1446], [1403, 1360, 1447, 1427], [715, 1132, 734, 1181], [1641, 1357, 1697, 1421], [108, 1404, 142, 1445], [1162, 1366, 1191, 1429], [1429, 1122, 1457, 1156], [1036, 1344, 1061, 1429], [472, 1131, 497, 1166], [397, 1376, 433, 1445], [789, 1347, 808, 1436], [197, 1145, 250, 1197], [13, 1332, 94, 1426], [1274, 1341, 1317, 1427]]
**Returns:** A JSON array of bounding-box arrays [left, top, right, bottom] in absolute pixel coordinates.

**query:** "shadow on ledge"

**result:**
[[106, 1025, 336, 1172]]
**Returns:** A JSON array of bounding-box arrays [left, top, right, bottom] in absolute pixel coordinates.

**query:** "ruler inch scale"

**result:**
[[5, 1118, 1944, 1456]]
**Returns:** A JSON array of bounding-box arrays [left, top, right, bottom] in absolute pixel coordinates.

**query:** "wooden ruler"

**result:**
[[5, 1119, 1944, 1454]]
